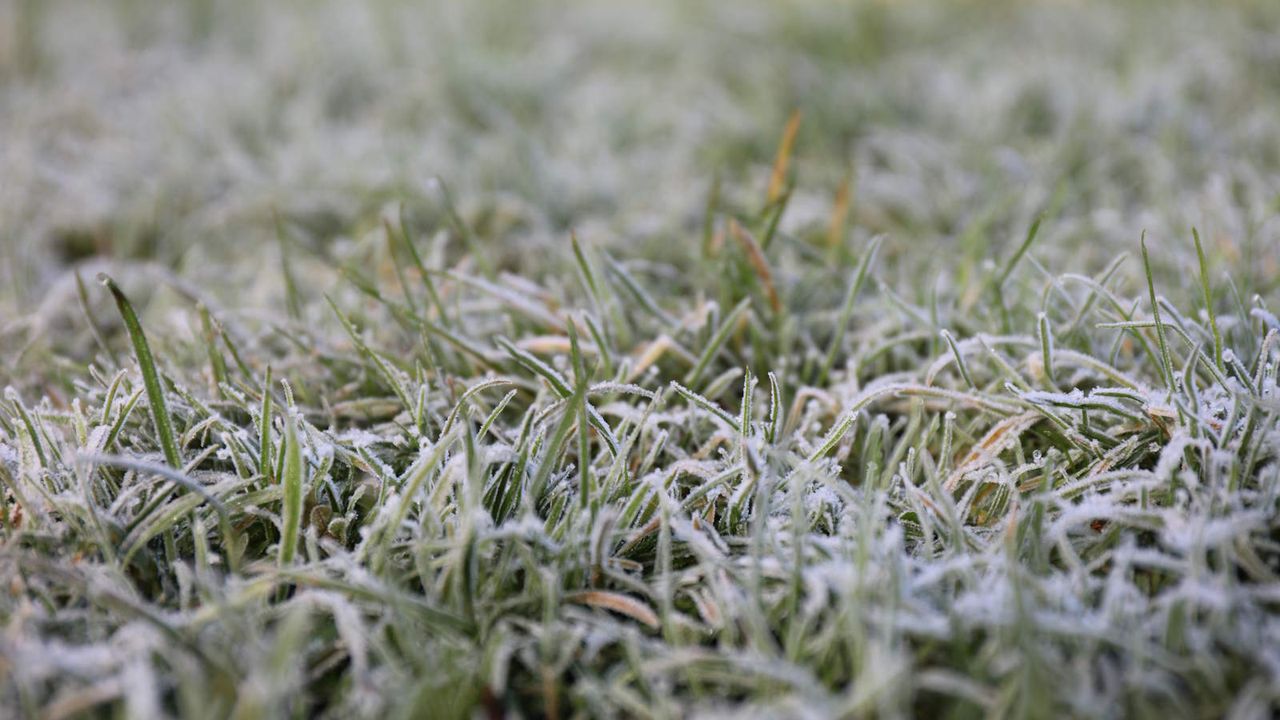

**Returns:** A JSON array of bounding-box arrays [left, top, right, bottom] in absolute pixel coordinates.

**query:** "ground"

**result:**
[[2, 1, 1280, 718]]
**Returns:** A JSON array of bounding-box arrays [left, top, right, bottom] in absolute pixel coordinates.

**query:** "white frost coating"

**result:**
[[334, 429, 385, 448], [0, 441, 18, 470]]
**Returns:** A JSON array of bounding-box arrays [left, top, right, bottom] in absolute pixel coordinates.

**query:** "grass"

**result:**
[[2, 0, 1280, 718]]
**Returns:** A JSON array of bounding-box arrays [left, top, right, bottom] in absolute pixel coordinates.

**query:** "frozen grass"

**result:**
[[3, 0, 1280, 717]]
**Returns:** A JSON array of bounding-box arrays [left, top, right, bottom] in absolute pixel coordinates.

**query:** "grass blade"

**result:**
[[1141, 233, 1176, 393], [684, 298, 751, 389], [278, 412, 303, 567], [767, 110, 801, 204], [100, 274, 180, 469], [1192, 227, 1224, 373]]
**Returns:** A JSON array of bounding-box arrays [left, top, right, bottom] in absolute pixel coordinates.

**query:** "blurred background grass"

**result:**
[[2, 0, 1278, 380]]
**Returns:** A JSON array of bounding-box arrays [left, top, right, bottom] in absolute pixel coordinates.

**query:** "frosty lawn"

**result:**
[[2, 1, 1280, 718]]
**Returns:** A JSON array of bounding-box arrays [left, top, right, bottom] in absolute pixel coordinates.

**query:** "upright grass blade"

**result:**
[[1192, 227, 1224, 373], [6, 388, 48, 470], [766, 110, 801, 204], [941, 329, 977, 390], [100, 275, 180, 470], [259, 365, 274, 483], [198, 304, 228, 395], [568, 320, 594, 510], [1141, 234, 1176, 393], [1037, 312, 1056, 388], [992, 217, 1043, 333], [739, 367, 755, 436], [818, 235, 883, 384], [278, 412, 303, 567], [758, 187, 792, 251], [397, 203, 450, 325], [996, 216, 1043, 288], [727, 220, 782, 315], [765, 371, 783, 444], [684, 298, 751, 389], [385, 218, 422, 317], [571, 231, 600, 304]]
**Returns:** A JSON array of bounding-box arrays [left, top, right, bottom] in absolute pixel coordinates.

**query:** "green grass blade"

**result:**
[[1192, 227, 1225, 373], [819, 235, 883, 384], [100, 274, 181, 469], [278, 412, 303, 567], [996, 216, 1043, 288], [684, 298, 750, 388], [1140, 234, 1176, 392]]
